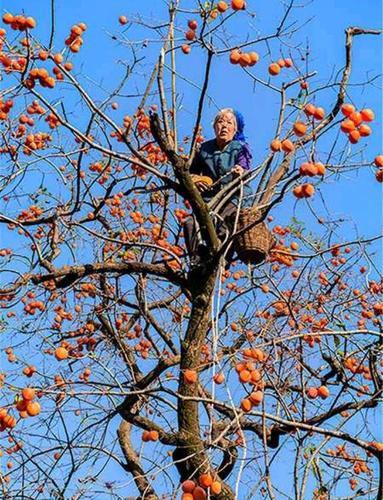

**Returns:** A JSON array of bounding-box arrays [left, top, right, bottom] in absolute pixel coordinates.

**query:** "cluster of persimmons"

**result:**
[[1, 12, 84, 89], [181, 1, 245, 54], [180, 476, 222, 499], [268, 57, 293, 75], [0, 7, 382, 498]]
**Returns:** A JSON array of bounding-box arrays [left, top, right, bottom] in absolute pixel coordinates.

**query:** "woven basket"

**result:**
[[232, 208, 275, 264]]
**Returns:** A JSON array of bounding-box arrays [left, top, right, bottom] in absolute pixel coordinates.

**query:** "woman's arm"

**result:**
[[189, 148, 212, 192], [235, 142, 252, 170], [232, 142, 252, 175], [189, 149, 203, 175]]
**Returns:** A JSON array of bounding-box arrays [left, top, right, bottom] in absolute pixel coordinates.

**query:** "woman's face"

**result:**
[[214, 112, 237, 143]]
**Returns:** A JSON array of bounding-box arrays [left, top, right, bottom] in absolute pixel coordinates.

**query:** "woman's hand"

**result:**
[[231, 164, 245, 176], [191, 174, 213, 192], [195, 180, 211, 192]]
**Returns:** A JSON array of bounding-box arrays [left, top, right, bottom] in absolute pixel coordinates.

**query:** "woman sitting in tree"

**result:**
[[184, 107, 254, 268]]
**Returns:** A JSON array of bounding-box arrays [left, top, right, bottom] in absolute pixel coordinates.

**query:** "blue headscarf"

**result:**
[[233, 110, 246, 142]]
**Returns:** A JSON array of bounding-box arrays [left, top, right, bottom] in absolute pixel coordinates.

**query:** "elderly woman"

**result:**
[[184, 108, 253, 267]]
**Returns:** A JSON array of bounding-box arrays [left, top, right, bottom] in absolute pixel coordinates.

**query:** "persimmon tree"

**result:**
[[0, 1, 382, 499]]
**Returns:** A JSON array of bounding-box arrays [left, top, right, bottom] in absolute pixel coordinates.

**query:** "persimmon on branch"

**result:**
[[258, 27, 382, 207], [0, 2, 382, 500]]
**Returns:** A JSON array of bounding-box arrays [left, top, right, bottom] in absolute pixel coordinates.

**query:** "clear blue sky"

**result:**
[[2, 0, 382, 497]]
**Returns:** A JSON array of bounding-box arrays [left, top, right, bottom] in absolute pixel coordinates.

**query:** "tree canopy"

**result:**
[[0, 1, 382, 499]]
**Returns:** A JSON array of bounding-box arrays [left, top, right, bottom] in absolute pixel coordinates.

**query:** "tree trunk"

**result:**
[[175, 270, 235, 499]]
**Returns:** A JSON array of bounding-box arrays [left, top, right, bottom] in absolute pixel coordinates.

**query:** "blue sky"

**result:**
[[1, 0, 382, 497]]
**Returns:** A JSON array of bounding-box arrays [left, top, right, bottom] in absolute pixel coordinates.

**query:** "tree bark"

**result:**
[[174, 270, 235, 499], [118, 420, 158, 499]]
